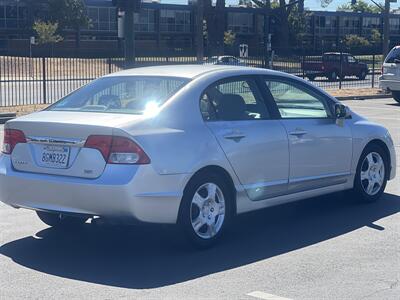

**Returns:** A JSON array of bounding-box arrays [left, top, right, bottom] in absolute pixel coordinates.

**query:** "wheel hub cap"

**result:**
[[360, 152, 385, 196], [190, 183, 225, 239]]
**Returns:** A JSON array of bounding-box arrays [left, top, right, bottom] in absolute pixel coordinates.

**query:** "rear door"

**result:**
[[201, 76, 289, 201], [261, 76, 353, 193]]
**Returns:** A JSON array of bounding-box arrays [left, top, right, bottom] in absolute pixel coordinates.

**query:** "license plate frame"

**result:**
[[39, 145, 70, 169]]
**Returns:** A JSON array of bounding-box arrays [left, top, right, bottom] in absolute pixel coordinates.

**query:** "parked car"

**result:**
[[0, 65, 396, 247], [303, 52, 369, 81], [204, 56, 246, 66], [379, 46, 400, 103]]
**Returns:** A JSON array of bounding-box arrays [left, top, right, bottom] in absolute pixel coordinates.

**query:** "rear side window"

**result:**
[[264, 78, 332, 119], [200, 78, 270, 121], [48, 76, 189, 114], [385, 47, 400, 63]]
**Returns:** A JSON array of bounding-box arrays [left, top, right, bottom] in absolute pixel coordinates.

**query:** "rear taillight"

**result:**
[[2, 129, 26, 154], [84, 135, 150, 165]]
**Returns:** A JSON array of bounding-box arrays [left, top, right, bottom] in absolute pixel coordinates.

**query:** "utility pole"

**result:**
[[196, 0, 204, 62], [113, 0, 141, 67], [383, 0, 390, 58], [124, 0, 135, 67], [264, 1, 271, 68]]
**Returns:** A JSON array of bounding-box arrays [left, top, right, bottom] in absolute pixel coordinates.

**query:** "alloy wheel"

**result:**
[[190, 182, 225, 239], [360, 152, 385, 196]]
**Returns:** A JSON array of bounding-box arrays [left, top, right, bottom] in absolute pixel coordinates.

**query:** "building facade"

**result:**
[[0, 0, 399, 56]]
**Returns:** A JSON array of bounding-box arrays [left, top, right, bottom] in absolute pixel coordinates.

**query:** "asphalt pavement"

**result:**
[[0, 98, 399, 300]]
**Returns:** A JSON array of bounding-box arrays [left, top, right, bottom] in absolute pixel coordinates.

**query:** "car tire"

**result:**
[[392, 91, 400, 104], [352, 144, 388, 203], [328, 71, 338, 81], [307, 74, 316, 81], [179, 172, 233, 248], [36, 211, 87, 228], [358, 70, 367, 80]]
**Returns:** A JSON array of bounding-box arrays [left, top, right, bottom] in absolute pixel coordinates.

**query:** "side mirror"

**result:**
[[334, 103, 347, 119]]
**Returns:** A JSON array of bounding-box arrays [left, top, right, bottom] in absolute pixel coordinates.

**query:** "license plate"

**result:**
[[40, 145, 70, 169]]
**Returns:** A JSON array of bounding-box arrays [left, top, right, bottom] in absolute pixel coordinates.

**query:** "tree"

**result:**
[[343, 34, 370, 51], [224, 30, 236, 46], [370, 29, 382, 45], [204, 0, 226, 55], [32, 21, 63, 45], [47, 0, 91, 48], [338, 0, 382, 13], [250, 1, 334, 51]]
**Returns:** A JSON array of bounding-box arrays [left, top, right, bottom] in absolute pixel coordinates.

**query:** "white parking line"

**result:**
[[247, 291, 293, 300]]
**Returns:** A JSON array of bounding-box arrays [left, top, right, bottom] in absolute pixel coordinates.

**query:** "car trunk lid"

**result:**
[[6, 111, 143, 178]]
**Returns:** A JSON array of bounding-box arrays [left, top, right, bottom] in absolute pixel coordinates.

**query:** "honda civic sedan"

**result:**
[[0, 65, 396, 247]]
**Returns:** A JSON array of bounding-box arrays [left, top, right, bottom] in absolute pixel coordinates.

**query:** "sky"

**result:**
[[161, 0, 400, 11]]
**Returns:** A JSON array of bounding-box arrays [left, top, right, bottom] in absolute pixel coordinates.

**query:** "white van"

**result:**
[[380, 46, 400, 103]]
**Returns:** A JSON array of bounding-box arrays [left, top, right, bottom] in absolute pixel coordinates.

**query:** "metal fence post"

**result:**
[[372, 54, 375, 89], [42, 57, 46, 104], [302, 55, 305, 79], [339, 50, 343, 90], [108, 58, 112, 74]]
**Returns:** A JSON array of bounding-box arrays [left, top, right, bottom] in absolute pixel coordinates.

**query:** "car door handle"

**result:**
[[289, 130, 307, 136], [223, 132, 246, 141]]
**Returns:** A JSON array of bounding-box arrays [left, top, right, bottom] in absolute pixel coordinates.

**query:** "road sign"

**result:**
[[239, 44, 248, 58]]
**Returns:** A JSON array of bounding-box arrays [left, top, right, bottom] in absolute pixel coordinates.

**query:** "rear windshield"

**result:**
[[385, 47, 400, 63], [48, 76, 189, 114]]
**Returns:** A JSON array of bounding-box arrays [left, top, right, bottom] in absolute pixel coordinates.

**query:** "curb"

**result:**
[[336, 94, 392, 101]]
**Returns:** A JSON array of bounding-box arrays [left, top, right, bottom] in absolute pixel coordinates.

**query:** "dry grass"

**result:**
[[0, 104, 49, 116]]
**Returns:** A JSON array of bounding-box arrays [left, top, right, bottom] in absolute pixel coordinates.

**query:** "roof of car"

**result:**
[[106, 64, 251, 79]]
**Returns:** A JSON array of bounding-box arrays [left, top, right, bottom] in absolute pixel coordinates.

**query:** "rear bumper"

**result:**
[[379, 78, 400, 91], [0, 154, 187, 224]]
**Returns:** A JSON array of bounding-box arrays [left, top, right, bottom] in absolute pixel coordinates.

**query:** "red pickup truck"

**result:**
[[302, 52, 369, 81]]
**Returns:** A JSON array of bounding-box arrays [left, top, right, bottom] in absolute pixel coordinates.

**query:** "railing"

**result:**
[[0, 53, 382, 107]]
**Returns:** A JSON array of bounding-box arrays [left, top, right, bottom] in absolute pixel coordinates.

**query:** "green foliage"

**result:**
[[47, 0, 90, 31], [224, 30, 236, 46], [338, 0, 382, 13], [32, 21, 63, 45], [288, 6, 309, 46], [343, 34, 370, 50], [370, 29, 381, 45]]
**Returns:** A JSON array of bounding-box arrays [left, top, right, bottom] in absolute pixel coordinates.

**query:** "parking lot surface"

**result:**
[[0, 98, 399, 300]]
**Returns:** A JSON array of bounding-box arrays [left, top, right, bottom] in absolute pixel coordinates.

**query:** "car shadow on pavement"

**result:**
[[1, 192, 399, 289]]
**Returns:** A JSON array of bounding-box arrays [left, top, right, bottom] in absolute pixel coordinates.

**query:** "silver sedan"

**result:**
[[0, 65, 396, 247]]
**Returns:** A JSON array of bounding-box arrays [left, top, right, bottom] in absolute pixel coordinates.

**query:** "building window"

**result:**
[[362, 17, 380, 35], [256, 14, 264, 34], [0, 4, 27, 29], [160, 9, 191, 33], [227, 12, 254, 34], [339, 17, 360, 35], [134, 9, 155, 32], [390, 18, 400, 34], [315, 16, 337, 35], [87, 6, 117, 31]]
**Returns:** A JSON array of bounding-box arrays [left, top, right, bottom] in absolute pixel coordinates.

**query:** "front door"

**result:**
[[262, 76, 353, 193], [200, 76, 289, 201]]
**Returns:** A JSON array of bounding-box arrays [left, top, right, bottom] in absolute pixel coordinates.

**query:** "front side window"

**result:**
[[200, 78, 270, 121], [48, 76, 189, 115], [264, 79, 332, 119], [347, 56, 356, 63]]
